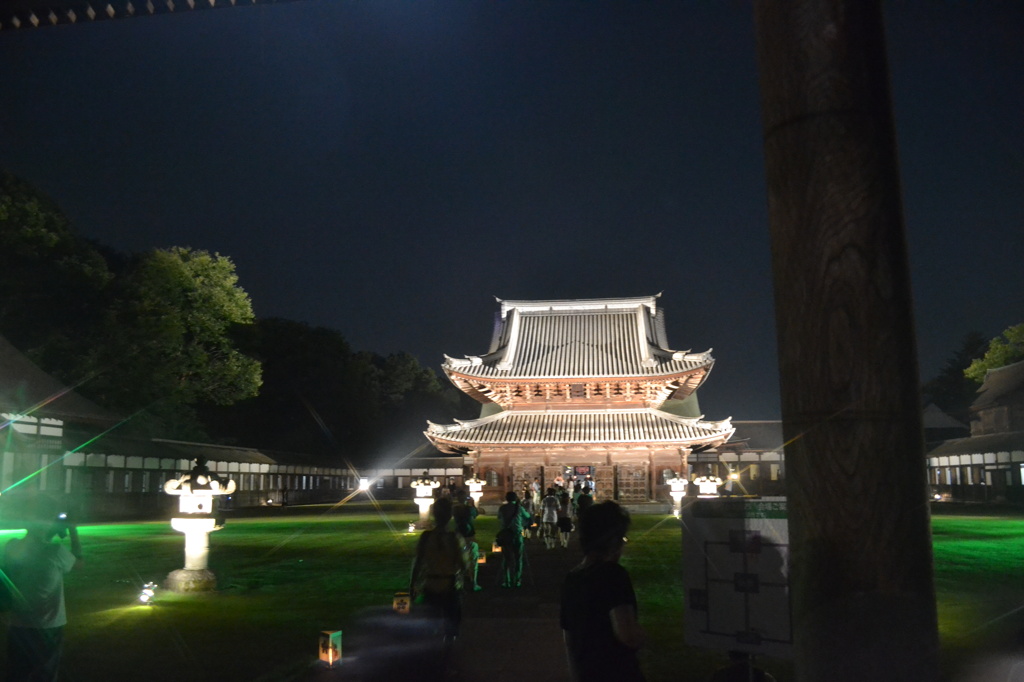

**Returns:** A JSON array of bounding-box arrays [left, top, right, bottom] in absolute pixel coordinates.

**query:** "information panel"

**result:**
[[681, 497, 792, 658]]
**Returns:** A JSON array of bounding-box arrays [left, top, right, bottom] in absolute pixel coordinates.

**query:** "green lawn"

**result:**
[[2, 505, 1022, 681], [931, 514, 1024, 677]]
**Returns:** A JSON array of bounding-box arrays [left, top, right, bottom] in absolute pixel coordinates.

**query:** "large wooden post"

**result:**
[[752, 2, 939, 679]]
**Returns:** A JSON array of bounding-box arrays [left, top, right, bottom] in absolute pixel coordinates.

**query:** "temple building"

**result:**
[[425, 295, 735, 504], [928, 359, 1024, 504]]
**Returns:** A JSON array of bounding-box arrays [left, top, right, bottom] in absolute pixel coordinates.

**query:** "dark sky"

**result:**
[[1, 1, 1021, 422]]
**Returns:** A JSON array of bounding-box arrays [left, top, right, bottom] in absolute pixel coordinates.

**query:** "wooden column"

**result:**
[[753, 2, 938, 679]]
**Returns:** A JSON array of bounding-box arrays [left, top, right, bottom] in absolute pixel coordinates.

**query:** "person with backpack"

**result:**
[[410, 497, 471, 642], [495, 491, 532, 588]]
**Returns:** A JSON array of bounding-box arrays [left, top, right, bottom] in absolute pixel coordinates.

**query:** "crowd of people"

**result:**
[[410, 474, 648, 680], [4, 483, 768, 682], [409, 475, 776, 682]]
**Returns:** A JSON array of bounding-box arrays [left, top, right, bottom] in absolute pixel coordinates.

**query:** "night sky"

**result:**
[[1, 2, 1021, 422]]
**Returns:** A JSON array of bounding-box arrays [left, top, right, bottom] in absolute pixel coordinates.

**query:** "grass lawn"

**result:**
[[931, 512, 1024, 678], [2, 504, 1022, 681]]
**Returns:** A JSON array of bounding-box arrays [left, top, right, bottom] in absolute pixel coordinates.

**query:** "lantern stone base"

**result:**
[[166, 568, 218, 593]]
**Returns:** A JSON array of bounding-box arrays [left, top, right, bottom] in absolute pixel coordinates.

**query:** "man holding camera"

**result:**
[[2, 496, 82, 682]]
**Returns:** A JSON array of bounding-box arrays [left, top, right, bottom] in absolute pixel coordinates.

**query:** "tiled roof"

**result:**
[[443, 296, 713, 380], [70, 434, 278, 465], [0, 334, 116, 424], [726, 420, 784, 451], [425, 408, 734, 450], [922, 404, 968, 430], [927, 430, 1024, 457], [972, 359, 1024, 409]]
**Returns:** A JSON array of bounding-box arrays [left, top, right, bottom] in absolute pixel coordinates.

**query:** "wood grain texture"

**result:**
[[754, 1, 939, 679]]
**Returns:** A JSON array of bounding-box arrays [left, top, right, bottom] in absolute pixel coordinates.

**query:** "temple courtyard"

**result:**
[[1, 502, 1022, 681]]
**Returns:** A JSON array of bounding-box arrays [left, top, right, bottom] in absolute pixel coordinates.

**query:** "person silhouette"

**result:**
[[2, 495, 83, 682]]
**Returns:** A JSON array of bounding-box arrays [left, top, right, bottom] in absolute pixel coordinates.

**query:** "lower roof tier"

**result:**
[[425, 408, 734, 454]]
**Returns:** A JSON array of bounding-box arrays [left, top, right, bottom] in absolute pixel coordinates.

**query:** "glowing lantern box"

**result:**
[[319, 630, 342, 666], [393, 591, 411, 614]]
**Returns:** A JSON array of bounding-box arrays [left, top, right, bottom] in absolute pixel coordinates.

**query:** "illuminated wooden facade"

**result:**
[[426, 295, 735, 504]]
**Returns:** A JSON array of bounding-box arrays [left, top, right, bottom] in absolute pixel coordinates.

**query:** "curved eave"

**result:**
[[425, 410, 735, 450]]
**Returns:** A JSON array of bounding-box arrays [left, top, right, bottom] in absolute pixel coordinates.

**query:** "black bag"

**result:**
[[495, 527, 516, 548]]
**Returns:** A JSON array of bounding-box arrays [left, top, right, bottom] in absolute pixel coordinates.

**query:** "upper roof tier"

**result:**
[[442, 294, 715, 382]]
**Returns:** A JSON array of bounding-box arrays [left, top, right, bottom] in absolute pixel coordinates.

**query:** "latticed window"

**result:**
[[616, 465, 648, 501]]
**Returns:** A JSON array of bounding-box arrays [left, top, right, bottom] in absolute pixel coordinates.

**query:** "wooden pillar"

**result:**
[[753, 2, 939, 680]]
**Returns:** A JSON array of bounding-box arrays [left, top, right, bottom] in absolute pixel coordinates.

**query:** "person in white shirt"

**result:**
[[541, 488, 560, 549], [2, 495, 82, 682]]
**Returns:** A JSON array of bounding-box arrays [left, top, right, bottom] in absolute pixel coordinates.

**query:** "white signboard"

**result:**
[[681, 497, 792, 658]]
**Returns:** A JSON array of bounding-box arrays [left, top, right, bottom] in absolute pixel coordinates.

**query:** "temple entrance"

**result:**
[[543, 465, 564, 491], [542, 463, 650, 502], [549, 464, 615, 500], [511, 464, 542, 502]]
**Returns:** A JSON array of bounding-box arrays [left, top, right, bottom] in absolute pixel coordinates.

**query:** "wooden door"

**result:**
[[594, 465, 614, 501], [617, 463, 649, 502]]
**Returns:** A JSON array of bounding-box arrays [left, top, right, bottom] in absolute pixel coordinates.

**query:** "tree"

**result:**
[[922, 331, 988, 423], [198, 319, 474, 466], [0, 171, 111, 357], [84, 247, 261, 437], [199, 318, 373, 457], [965, 323, 1024, 383]]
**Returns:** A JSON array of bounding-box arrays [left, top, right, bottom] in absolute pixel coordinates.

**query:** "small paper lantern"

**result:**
[[319, 630, 342, 666], [393, 591, 411, 615], [492, 541, 502, 553], [477, 555, 487, 564], [138, 582, 157, 604]]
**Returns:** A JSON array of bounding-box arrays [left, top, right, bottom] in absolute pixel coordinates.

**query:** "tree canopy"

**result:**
[[0, 171, 111, 357], [4, 170, 476, 459], [198, 318, 476, 467], [965, 323, 1024, 383], [2, 172, 261, 439], [80, 247, 262, 438], [922, 331, 988, 423]]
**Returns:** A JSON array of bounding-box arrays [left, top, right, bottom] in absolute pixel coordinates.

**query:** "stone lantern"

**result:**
[[465, 473, 485, 509], [666, 473, 689, 517], [410, 471, 439, 527], [693, 467, 723, 498], [164, 456, 236, 592]]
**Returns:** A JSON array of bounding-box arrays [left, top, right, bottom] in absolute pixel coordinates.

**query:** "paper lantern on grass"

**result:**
[[319, 630, 342, 666], [393, 591, 411, 614], [138, 582, 157, 604], [491, 541, 502, 553]]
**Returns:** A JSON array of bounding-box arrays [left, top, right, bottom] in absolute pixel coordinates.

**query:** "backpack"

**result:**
[[495, 503, 520, 547], [417, 530, 465, 593], [452, 504, 474, 538], [495, 527, 516, 548]]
